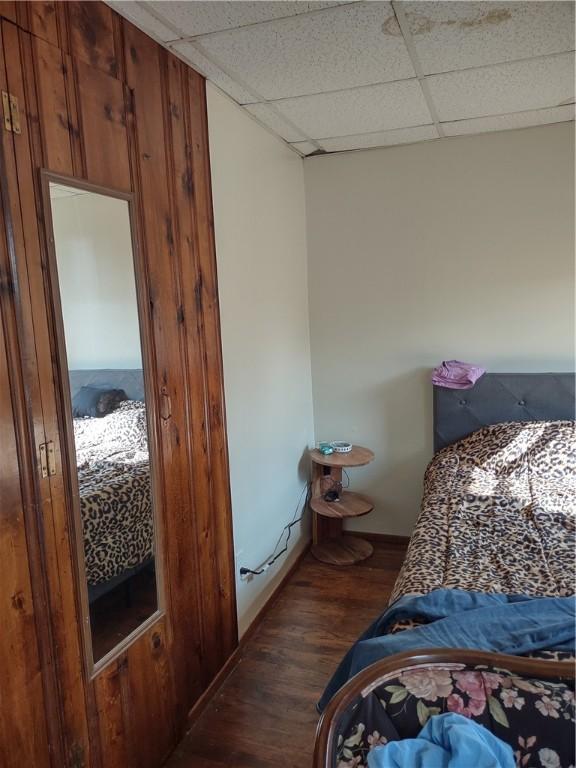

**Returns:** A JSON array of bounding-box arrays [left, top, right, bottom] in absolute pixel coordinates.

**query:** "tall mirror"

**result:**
[[44, 176, 160, 668]]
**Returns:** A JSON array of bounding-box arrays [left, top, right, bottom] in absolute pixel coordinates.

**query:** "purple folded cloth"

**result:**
[[432, 360, 486, 389]]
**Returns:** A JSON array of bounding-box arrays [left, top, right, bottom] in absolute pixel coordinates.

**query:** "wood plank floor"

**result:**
[[165, 540, 407, 768]]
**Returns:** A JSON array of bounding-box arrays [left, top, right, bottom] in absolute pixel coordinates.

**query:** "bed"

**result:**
[[392, 373, 575, 609], [390, 418, 575, 605], [70, 369, 154, 601], [315, 373, 576, 767]]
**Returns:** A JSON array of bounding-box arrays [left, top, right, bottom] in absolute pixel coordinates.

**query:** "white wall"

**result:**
[[207, 85, 315, 637], [52, 192, 142, 370], [304, 122, 575, 536]]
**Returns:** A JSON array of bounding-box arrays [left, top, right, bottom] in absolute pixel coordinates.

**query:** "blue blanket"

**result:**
[[318, 589, 575, 711], [368, 713, 515, 768]]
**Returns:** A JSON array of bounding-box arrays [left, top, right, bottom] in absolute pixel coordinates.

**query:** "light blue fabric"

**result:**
[[367, 713, 515, 768], [318, 589, 575, 711]]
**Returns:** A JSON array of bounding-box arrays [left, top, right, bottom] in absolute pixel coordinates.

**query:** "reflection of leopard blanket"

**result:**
[[74, 401, 153, 586], [392, 421, 576, 603], [74, 400, 148, 466]]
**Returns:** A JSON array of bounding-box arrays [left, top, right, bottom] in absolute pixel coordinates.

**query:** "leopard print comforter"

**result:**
[[74, 401, 153, 586], [391, 420, 576, 604]]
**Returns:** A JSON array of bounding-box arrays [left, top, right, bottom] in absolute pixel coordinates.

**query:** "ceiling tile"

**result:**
[[264, 79, 431, 139], [427, 52, 575, 122], [244, 103, 309, 142], [50, 184, 90, 199], [145, 1, 343, 39], [403, 1, 575, 75], [109, 0, 575, 153], [109, 1, 177, 42], [318, 124, 439, 152], [198, 3, 415, 102], [442, 105, 575, 137], [290, 141, 320, 156], [171, 40, 258, 104]]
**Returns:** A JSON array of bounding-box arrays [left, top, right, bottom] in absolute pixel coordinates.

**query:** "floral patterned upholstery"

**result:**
[[335, 663, 575, 768]]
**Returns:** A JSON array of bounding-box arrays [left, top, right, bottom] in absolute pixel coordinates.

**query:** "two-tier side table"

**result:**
[[309, 445, 375, 565]]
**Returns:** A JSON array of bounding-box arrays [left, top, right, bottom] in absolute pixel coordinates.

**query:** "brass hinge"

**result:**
[[2, 91, 21, 134], [39, 441, 56, 478]]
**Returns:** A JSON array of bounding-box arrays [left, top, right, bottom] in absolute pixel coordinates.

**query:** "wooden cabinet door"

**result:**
[[0, 4, 237, 767], [0, 76, 59, 766], [0, 18, 97, 768]]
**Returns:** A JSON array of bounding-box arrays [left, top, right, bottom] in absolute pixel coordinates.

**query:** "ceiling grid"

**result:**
[[392, 1, 445, 137], [109, 1, 575, 155]]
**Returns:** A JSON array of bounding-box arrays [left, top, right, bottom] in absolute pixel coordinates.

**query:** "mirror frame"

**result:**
[[40, 169, 165, 676]]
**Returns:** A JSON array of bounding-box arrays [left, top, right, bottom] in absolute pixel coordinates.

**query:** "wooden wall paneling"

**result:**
[[0, 4, 239, 765], [28, 46, 176, 768], [94, 616, 175, 768], [74, 59, 130, 191], [4, 20, 98, 768], [15, 1, 59, 47], [93, 654, 131, 768], [187, 72, 238, 661], [0, 1, 15, 24], [120, 20, 196, 762], [123, 13, 237, 714], [123, 618, 175, 764], [0, 23, 47, 502], [32, 35, 75, 174], [163, 52, 212, 701], [0, 66, 53, 768], [0, 19, 74, 765], [111, 11, 126, 84], [171, 59, 235, 688], [0, 280, 51, 768], [66, 1, 118, 78], [17, 15, 181, 767], [89, 72, 184, 768], [61, 50, 85, 177], [31, 29, 177, 768], [29, 2, 58, 46]]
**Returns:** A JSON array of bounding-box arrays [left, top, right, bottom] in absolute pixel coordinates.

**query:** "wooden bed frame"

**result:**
[[313, 648, 575, 768]]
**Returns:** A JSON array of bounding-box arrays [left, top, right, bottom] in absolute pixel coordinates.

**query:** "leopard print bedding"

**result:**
[[74, 400, 153, 586], [391, 420, 576, 604]]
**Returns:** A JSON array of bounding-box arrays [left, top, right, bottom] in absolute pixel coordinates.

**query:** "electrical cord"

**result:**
[[239, 482, 311, 577]]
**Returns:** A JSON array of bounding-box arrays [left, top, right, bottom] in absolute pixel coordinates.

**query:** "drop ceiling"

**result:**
[[109, 1, 575, 155]]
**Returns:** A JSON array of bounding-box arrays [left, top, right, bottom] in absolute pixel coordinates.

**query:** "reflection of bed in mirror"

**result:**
[[47, 176, 160, 665], [69, 369, 154, 605]]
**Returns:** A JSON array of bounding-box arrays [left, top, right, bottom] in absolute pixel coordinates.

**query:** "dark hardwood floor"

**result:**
[[90, 565, 158, 662], [164, 540, 407, 768]]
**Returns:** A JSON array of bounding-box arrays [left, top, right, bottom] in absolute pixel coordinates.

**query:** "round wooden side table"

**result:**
[[309, 445, 375, 565]]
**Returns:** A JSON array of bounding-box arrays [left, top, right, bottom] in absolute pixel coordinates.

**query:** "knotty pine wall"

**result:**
[[0, 2, 237, 766]]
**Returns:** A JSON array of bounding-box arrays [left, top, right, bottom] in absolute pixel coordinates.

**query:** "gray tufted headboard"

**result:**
[[433, 372, 575, 452], [69, 369, 145, 402]]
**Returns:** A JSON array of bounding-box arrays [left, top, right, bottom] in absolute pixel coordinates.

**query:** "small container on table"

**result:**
[[309, 445, 375, 565]]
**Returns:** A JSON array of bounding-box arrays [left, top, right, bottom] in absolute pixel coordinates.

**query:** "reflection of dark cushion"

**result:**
[[72, 387, 128, 418]]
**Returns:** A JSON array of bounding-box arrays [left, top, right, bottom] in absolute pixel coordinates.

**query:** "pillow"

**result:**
[[72, 386, 128, 418]]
